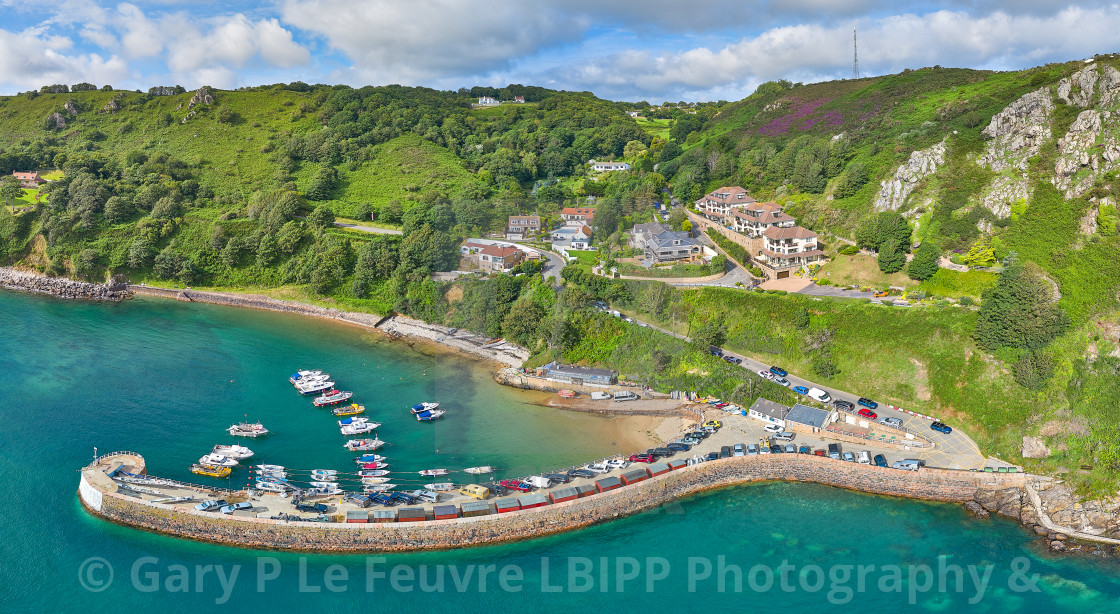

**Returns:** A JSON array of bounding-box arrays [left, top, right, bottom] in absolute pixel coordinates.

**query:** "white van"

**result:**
[[857, 450, 871, 464], [806, 387, 832, 403], [892, 459, 922, 471], [526, 475, 553, 488], [590, 391, 612, 400]]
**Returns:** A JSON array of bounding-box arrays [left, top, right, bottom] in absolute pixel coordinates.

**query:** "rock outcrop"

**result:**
[[63, 100, 78, 115], [874, 139, 946, 211], [980, 87, 1053, 172], [46, 112, 66, 129], [1022, 436, 1051, 459], [1033, 477, 1120, 541], [0, 268, 130, 301], [976, 174, 1029, 219], [1057, 65, 1099, 107], [187, 86, 214, 110], [1053, 110, 1120, 198]]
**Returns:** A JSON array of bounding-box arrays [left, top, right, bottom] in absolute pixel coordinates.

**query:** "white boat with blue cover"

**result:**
[[415, 409, 445, 421], [410, 402, 440, 414]]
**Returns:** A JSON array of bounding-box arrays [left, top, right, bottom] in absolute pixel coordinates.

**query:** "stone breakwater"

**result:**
[[0, 267, 129, 301], [128, 285, 528, 368], [81, 453, 1029, 553]]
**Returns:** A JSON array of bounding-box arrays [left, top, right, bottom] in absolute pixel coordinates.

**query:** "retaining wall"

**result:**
[[0, 267, 129, 300], [80, 454, 1025, 553]]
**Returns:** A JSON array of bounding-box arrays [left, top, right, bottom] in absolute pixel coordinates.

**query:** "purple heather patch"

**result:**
[[759, 98, 837, 135]]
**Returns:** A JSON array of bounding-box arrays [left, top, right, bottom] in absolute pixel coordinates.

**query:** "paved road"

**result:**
[[613, 310, 985, 470], [540, 250, 565, 286]]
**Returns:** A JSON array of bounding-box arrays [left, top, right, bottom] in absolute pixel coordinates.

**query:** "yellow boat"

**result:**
[[191, 463, 231, 478], [332, 403, 366, 417]]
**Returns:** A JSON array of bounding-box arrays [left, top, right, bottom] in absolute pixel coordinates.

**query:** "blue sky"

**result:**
[[0, 1, 1116, 101]]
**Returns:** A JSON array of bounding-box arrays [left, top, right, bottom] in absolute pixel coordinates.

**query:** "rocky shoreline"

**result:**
[[0, 267, 130, 301]]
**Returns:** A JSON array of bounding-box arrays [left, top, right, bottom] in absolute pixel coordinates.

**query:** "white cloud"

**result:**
[[0, 29, 131, 91]]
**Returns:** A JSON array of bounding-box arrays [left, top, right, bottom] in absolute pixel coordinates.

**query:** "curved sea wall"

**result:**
[[0, 267, 129, 301], [80, 454, 1027, 553]]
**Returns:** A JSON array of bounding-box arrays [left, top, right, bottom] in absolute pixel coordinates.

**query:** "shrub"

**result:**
[[959, 295, 975, 306], [839, 245, 860, 256]]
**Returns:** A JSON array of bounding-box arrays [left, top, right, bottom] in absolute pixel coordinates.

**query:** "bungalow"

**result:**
[[730, 202, 796, 237], [551, 224, 592, 249], [748, 398, 790, 428], [695, 186, 755, 222], [757, 226, 824, 276], [561, 207, 595, 223], [505, 215, 541, 240], [589, 160, 631, 172], [478, 245, 524, 272], [785, 403, 834, 435], [12, 171, 44, 189], [477, 96, 499, 106], [631, 222, 701, 262], [546, 364, 617, 386]]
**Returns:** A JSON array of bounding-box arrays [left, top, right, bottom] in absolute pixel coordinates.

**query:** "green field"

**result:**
[[634, 117, 671, 140]]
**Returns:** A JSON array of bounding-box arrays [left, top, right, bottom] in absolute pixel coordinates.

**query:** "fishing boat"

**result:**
[[190, 464, 231, 478], [295, 379, 335, 395], [357, 469, 391, 478], [332, 403, 365, 416], [415, 409, 445, 421], [359, 462, 390, 470], [344, 438, 385, 451], [354, 454, 387, 464], [424, 482, 455, 491], [313, 390, 353, 406], [210, 444, 254, 459], [410, 402, 440, 414], [289, 369, 323, 382], [361, 477, 392, 484], [198, 453, 238, 467], [227, 422, 269, 437], [418, 468, 449, 477], [463, 466, 495, 475], [557, 389, 576, 398], [363, 484, 395, 493]]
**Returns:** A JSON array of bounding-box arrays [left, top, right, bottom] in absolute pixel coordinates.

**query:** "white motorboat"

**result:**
[[255, 464, 285, 473], [227, 422, 269, 437], [290, 372, 329, 385], [363, 484, 395, 493], [198, 453, 238, 467], [361, 477, 392, 484], [415, 409, 445, 421], [337, 417, 369, 427], [418, 468, 448, 477], [211, 444, 254, 460], [344, 438, 385, 451], [340, 423, 376, 436], [410, 402, 440, 413], [309, 481, 339, 489], [353, 454, 387, 464], [254, 481, 291, 493], [463, 466, 494, 474], [310, 470, 338, 481], [295, 379, 335, 395], [424, 482, 455, 491], [357, 469, 390, 478]]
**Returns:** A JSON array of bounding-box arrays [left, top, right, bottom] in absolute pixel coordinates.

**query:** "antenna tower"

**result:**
[[853, 29, 860, 79]]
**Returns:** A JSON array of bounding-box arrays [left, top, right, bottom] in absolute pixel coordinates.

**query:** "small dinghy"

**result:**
[[332, 403, 365, 417], [344, 438, 385, 451], [310, 469, 338, 481], [362, 476, 392, 484], [363, 484, 395, 493], [357, 469, 391, 478], [191, 464, 231, 478], [359, 462, 390, 470]]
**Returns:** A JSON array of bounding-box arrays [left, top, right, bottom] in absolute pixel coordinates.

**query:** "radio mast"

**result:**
[[853, 29, 860, 79]]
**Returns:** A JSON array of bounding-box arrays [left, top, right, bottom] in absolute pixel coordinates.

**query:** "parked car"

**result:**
[[547, 473, 573, 483], [828, 443, 841, 459], [857, 397, 879, 410], [720, 445, 732, 458], [873, 290, 889, 298], [807, 387, 832, 403], [220, 501, 253, 515], [194, 499, 228, 512], [708, 346, 723, 357], [769, 366, 788, 377], [747, 444, 760, 456], [568, 469, 596, 479], [892, 459, 922, 471], [798, 446, 812, 454], [813, 449, 827, 457], [500, 479, 533, 492], [667, 441, 692, 451], [757, 370, 775, 380], [651, 447, 675, 457], [832, 399, 855, 411], [723, 356, 743, 365], [690, 430, 711, 439], [858, 408, 878, 420], [764, 424, 784, 434], [792, 385, 809, 395], [629, 453, 655, 463], [294, 502, 328, 514], [706, 451, 721, 461], [703, 420, 723, 429], [857, 450, 872, 465], [773, 431, 795, 442], [784, 444, 797, 453], [873, 454, 888, 467], [770, 445, 783, 454], [773, 376, 791, 387], [605, 458, 629, 469], [842, 451, 856, 462], [700, 425, 718, 435], [682, 436, 702, 446], [880, 417, 904, 428], [930, 421, 953, 434], [584, 463, 610, 474]]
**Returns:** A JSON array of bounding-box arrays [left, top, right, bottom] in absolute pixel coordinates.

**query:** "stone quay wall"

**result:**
[[0, 267, 129, 301], [80, 454, 1025, 553]]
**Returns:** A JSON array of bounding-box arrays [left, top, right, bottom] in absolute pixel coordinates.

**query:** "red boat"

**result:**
[[313, 389, 353, 407]]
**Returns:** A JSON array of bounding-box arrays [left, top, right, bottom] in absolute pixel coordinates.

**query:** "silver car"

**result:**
[[733, 443, 746, 457]]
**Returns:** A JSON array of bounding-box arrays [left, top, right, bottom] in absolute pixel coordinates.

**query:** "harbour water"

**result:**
[[1, 289, 1117, 610]]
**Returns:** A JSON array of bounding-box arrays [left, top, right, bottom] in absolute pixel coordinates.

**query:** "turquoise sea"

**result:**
[[0, 289, 1117, 611]]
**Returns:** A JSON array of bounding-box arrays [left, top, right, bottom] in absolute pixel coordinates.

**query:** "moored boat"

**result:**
[[361, 476, 392, 484], [344, 437, 385, 451], [198, 453, 238, 467], [191, 464, 231, 478], [290, 371, 329, 385], [227, 422, 269, 437], [463, 465, 495, 475], [410, 402, 440, 413], [254, 481, 291, 493], [363, 484, 395, 493], [211, 444, 254, 459], [415, 409, 445, 421], [314, 390, 353, 406], [359, 462, 390, 470], [418, 468, 448, 477], [295, 379, 335, 395], [557, 389, 576, 398], [310, 469, 338, 481], [341, 422, 376, 435], [309, 481, 340, 489], [424, 482, 455, 491], [332, 403, 365, 416], [357, 469, 390, 478], [304, 485, 342, 496], [354, 454, 387, 464], [255, 464, 285, 473]]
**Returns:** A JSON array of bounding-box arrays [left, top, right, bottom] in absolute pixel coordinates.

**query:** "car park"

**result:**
[[858, 408, 878, 420], [873, 454, 888, 467], [857, 397, 878, 410], [827, 443, 841, 459], [733, 443, 746, 457], [880, 417, 904, 428], [798, 446, 812, 454], [792, 385, 809, 395], [772, 376, 791, 387], [784, 444, 797, 453], [892, 459, 922, 471], [194, 499, 228, 512], [720, 446, 732, 458], [629, 453, 655, 463], [706, 451, 721, 461], [769, 366, 788, 377], [806, 387, 832, 403], [930, 421, 953, 434], [832, 400, 855, 411], [747, 444, 760, 456], [857, 450, 872, 465], [842, 451, 856, 462], [220, 501, 253, 514]]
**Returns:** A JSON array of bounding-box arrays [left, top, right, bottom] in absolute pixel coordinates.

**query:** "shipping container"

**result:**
[[549, 486, 579, 503], [574, 483, 596, 498], [345, 510, 369, 523], [517, 493, 549, 509], [495, 497, 521, 513], [372, 510, 397, 523], [397, 507, 427, 522], [432, 504, 459, 520], [595, 476, 622, 492], [460, 500, 492, 518], [620, 468, 651, 485], [647, 462, 671, 476]]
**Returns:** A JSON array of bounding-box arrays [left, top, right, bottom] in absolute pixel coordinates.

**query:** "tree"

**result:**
[[103, 195, 134, 223], [127, 238, 154, 269], [623, 140, 647, 159], [962, 237, 997, 267], [501, 299, 544, 345], [974, 257, 1069, 351], [857, 210, 911, 253], [692, 320, 727, 351], [154, 246, 182, 278], [306, 204, 336, 230], [906, 241, 941, 281], [256, 233, 279, 267], [0, 176, 22, 213], [877, 238, 906, 273]]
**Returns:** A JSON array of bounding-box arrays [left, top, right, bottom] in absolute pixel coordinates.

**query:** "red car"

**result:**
[[858, 408, 878, 420], [500, 479, 532, 492], [629, 453, 655, 463], [813, 449, 826, 456]]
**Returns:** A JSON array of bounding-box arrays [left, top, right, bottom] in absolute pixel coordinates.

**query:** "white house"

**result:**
[[589, 160, 631, 172], [757, 226, 824, 270], [748, 398, 790, 427], [695, 186, 755, 222], [477, 96, 499, 106], [730, 202, 796, 237]]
